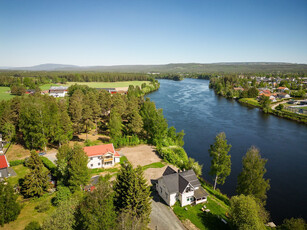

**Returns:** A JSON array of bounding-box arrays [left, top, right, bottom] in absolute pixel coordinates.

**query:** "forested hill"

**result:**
[[1, 62, 307, 73]]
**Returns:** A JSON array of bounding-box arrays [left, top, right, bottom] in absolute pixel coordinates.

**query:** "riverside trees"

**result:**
[[209, 132, 232, 190], [236, 146, 270, 205]]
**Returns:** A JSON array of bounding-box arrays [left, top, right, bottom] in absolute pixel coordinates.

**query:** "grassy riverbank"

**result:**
[[238, 98, 307, 124]]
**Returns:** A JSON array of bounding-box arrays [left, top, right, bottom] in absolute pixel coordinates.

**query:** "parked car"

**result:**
[[39, 152, 46, 156]]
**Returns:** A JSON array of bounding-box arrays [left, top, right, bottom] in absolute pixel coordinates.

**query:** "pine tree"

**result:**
[[76, 180, 116, 229], [67, 144, 90, 192], [82, 94, 93, 140], [236, 146, 270, 205], [0, 182, 21, 226], [109, 111, 122, 139], [209, 132, 232, 190], [57, 99, 73, 146], [22, 151, 49, 197], [114, 162, 151, 225], [56, 144, 72, 185], [69, 90, 83, 133]]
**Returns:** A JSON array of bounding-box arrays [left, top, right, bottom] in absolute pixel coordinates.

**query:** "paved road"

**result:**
[[149, 191, 186, 230]]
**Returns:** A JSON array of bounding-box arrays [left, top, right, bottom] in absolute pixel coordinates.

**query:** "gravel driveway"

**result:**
[[149, 191, 186, 230]]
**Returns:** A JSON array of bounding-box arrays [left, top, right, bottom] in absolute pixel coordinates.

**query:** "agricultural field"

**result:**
[[0, 86, 15, 101], [40, 81, 149, 90]]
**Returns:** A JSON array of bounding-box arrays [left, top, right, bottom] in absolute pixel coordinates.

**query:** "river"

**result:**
[[147, 78, 307, 224]]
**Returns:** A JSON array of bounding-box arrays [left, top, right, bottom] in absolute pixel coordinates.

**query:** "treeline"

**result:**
[[0, 71, 150, 87], [154, 73, 213, 81], [0, 80, 160, 150]]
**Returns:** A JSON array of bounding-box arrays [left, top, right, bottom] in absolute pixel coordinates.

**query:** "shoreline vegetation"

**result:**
[[208, 75, 307, 124]]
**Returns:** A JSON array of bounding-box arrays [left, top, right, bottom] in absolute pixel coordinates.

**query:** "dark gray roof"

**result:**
[[179, 170, 201, 188], [194, 187, 209, 199], [163, 166, 177, 176], [0, 168, 9, 178], [159, 168, 202, 194], [160, 173, 179, 194], [179, 175, 189, 193]]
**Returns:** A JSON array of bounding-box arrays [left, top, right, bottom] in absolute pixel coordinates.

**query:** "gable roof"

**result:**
[[0, 155, 9, 169], [159, 168, 202, 194], [160, 173, 179, 194], [179, 170, 201, 188], [163, 166, 177, 176], [84, 144, 117, 157]]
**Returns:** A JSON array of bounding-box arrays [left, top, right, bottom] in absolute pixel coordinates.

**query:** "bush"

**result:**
[[24, 221, 41, 230], [112, 135, 142, 148], [9, 159, 25, 166], [52, 186, 71, 206], [40, 157, 56, 176], [35, 200, 50, 213]]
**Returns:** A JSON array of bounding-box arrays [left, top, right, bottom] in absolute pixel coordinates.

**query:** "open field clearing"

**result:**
[[0, 86, 15, 101]]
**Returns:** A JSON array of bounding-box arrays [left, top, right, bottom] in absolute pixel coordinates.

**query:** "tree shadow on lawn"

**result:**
[[198, 212, 231, 230]]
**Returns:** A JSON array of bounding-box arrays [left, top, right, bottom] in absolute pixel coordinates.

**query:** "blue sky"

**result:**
[[0, 0, 307, 66]]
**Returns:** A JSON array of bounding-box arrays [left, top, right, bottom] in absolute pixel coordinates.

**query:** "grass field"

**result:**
[[1, 194, 56, 230], [0, 86, 15, 101], [7, 165, 30, 186], [40, 81, 149, 90], [173, 196, 230, 230]]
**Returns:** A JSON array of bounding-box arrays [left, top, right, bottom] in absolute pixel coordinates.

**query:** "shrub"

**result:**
[[40, 157, 56, 176], [9, 159, 25, 166], [112, 135, 142, 148], [35, 200, 50, 213], [24, 221, 41, 230], [52, 186, 71, 206]]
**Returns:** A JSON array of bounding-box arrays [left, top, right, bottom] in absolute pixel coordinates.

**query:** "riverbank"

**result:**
[[237, 98, 307, 124]]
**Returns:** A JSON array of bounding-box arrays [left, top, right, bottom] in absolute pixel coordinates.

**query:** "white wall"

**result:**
[[179, 190, 195, 207], [87, 156, 102, 169], [114, 157, 120, 163]]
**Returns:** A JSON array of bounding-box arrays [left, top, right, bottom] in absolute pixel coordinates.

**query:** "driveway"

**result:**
[[149, 190, 186, 230], [44, 151, 57, 164]]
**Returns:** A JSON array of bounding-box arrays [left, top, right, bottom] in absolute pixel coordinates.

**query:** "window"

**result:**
[[90, 164, 93, 167], [165, 191, 168, 197], [160, 188, 162, 193], [98, 163, 100, 166], [90, 157, 93, 160]]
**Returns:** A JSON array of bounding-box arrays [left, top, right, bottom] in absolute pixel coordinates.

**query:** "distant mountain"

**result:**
[[0, 63, 79, 71], [1, 62, 307, 73]]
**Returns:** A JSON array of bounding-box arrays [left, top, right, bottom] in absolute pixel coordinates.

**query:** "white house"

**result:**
[[0, 155, 14, 180], [83, 144, 120, 169], [49, 86, 68, 97], [156, 167, 208, 207], [0, 134, 3, 154]]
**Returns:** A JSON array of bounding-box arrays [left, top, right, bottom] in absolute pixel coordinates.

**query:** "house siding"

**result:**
[[179, 190, 195, 207], [87, 156, 103, 169]]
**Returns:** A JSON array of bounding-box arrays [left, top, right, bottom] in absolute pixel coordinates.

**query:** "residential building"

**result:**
[[49, 86, 68, 97], [84, 144, 120, 169], [156, 166, 209, 207], [0, 155, 15, 179], [277, 87, 289, 92]]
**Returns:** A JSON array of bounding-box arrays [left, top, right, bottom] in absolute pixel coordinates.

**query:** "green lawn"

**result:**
[[1, 194, 56, 230], [7, 164, 29, 186], [238, 98, 260, 107], [0, 86, 15, 101], [173, 196, 230, 230], [40, 81, 149, 90], [142, 162, 165, 170]]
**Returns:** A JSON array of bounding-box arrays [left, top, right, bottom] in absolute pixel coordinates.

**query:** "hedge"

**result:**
[[9, 159, 25, 166], [40, 156, 56, 176]]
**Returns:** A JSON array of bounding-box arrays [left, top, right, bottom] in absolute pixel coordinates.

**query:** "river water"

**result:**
[[147, 78, 307, 224]]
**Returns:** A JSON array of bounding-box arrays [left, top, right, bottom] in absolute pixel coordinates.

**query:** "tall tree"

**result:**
[[76, 180, 117, 230], [109, 111, 122, 139], [69, 90, 83, 133], [236, 146, 270, 205], [114, 162, 151, 225], [230, 195, 267, 230], [42, 198, 78, 230], [56, 144, 72, 186], [0, 182, 21, 226], [208, 132, 232, 190], [67, 144, 90, 192], [22, 151, 49, 197]]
